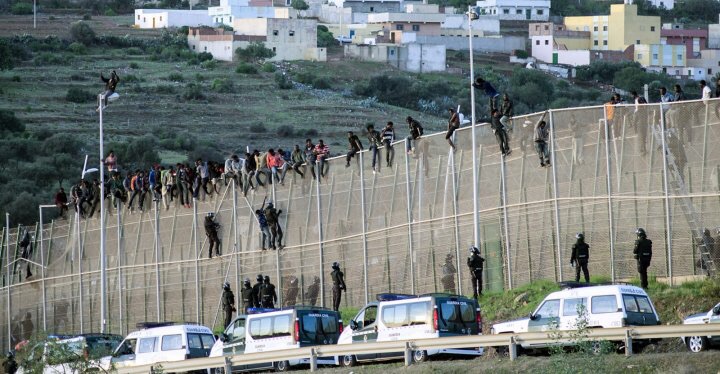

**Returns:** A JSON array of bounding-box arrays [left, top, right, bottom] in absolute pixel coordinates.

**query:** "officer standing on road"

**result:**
[[3, 351, 18, 374], [252, 274, 264, 308], [330, 262, 346, 312], [204, 212, 221, 258], [260, 275, 278, 308], [222, 282, 236, 329], [633, 228, 653, 289], [571, 232, 590, 283], [240, 278, 254, 314], [467, 246, 485, 300]]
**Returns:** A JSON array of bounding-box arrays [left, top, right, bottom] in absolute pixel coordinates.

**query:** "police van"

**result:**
[[491, 283, 661, 353], [209, 306, 343, 372], [336, 293, 483, 367], [107, 322, 215, 371]]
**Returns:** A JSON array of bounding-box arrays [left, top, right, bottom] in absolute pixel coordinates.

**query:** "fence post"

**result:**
[[404, 341, 412, 367], [224, 356, 232, 373], [315, 163, 325, 307], [601, 107, 617, 282], [659, 105, 673, 285], [310, 348, 318, 372], [625, 329, 633, 356], [404, 139, 416, 295], [359, 153, 369, 304], [509, 336, 518, 361], [193, 198, 201, 323]]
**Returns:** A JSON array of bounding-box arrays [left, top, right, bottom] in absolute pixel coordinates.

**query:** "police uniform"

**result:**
[[571, 237, 590, 283], [467, 249, 485, 299], [252, 276, 264, 308], [204, 214, 221, 258], [241, 281, 254, 314], [634, 234, 653, 289], [260, 277, 277, 308], [264, 204, 284, 250], [221, 285, 235, 329], [3, 354, 18, 374], [331, 265, 346, 312]]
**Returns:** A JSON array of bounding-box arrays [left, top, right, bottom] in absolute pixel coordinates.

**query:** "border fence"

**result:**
[[2, 98, 719, 351]]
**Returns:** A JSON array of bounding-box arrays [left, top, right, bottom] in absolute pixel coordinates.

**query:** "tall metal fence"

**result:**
[[2, 98, 719, 351]]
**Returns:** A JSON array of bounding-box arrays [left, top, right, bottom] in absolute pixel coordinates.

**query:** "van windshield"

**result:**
[[85, 335, 123, 358], [437, 299, 478, 335]]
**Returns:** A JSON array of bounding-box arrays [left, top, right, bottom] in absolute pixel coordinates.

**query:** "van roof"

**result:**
[[376, 292, 476, 303], [545, 284, 649, 300], [124, 324, 212, 339], [245, 306, 340, 319]]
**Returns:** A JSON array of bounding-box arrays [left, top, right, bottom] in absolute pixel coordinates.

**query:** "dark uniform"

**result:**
[[221, 282, 235, 329], [633, 229, 653, 289], [252, 274, 264, 308], [240, 280, 254, 314], [441, 254, 457, 293], [204, 213, 221, 258], [3, 352, 18, 374], [259, 276, 277, 308], [264, 204, 283, 250], [330, 262, 346, 312], [306, 276, 320, 306], [571, 233, 590, 283], [19, 230, 33, 279], [467, 247, 485, 299]]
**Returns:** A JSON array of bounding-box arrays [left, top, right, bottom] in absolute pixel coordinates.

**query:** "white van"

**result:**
[[210, 307, 343, 372], [108, 322, 215, 371], [491, 283, 661, 353], [336, 293, 483, 367]]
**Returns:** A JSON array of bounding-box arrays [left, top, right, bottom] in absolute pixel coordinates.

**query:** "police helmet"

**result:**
[[263, 275, 271, 283], [223, 281, 230, 290], [332, 261, 340, 269], [636, 228, 646, 237], [469, 246, 479, 255], [256, 274, 263, 282], [6, 351, 13, 359], [243, 277, 251, 285], [207, 212, 214, 218], [575, 232, 584, 240]]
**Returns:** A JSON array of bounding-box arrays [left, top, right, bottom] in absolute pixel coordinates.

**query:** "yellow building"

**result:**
[[563, 3, 659, 51], [634, 44, 686, 69]]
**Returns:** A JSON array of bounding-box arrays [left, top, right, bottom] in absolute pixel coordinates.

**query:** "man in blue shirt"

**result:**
[[472, 77, 500, 117]]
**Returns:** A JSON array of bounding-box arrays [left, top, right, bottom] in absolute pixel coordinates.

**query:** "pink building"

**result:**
[[660, 28, 707, 59]]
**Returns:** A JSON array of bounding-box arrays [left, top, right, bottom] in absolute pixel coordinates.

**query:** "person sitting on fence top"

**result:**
[[405, 116, 424, 155], [54, 187, 68, 218], [472, 77, 500, 116]]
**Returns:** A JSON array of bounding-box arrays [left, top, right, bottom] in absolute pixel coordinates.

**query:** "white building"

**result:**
[[134, 9, 212, 29], [208, 0, 296, 25], [233, 18, 326, 61], [475, 0, 550, 21], [441, 14, 500, 35], [344, 43, 445, 72]]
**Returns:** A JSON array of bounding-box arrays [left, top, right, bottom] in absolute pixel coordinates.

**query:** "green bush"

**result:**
[[235, 63, 258, 74], [291, 0, 309, 10], [235, 42, 275, 63], [11, 75, 21, 82], [82, 14, 91, 20], [274, 72, 293, 89], [295, 71, 316, 85], [70, 21, 96, 45], [305, 128, 318, 137], [250, 123, 267, 133], [0, 110, 25, 133], [514, 49, 528, 59], [68, 42, 87, 54], [154, 84, 177, 94], [211, 78, 235, 93], [123, 74, 140, 83], [48, 15, 56, 20], [183, 83, 206, 100], [125, 47, 144, 55], [11, 2, 33, 15], [168, 72, 184, 82], [312, 76, 332, 89], [317, 25, 336, 48], [34, 52, 67, 65], [129, 62, 140, 69], [200, 59, 217, 69], [261, 62, 276, 72], [104, 8, 117, 16], [276, 124, 295, 137], [65, 87, 94, 103]]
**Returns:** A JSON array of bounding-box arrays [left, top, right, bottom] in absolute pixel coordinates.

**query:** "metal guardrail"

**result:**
[[115, 323, 720, 373]]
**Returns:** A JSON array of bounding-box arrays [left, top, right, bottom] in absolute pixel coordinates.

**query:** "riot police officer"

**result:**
[[633, 228, 653, 289], [259, 275, 277, 308], [330, 262, 346, 312], [240, 278, 254, 314], [252, 274, 264, 308], [467, 246, 485, 300], [571, 232, 590, 283], [204, 212, 221, 259], [3, 351, 18, 374], [221, 281, 236, 328]]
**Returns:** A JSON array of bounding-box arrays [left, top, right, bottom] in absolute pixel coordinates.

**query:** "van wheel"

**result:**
[[412, 350, 428, 363], [686, 336, 708, 353], [341, 354, 357, 367], [274, 360, 291, 372]]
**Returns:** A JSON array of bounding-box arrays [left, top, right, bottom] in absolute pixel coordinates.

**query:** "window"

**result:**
[[137, 337, 157, 353], [594, 40, 598, 46], [363, 306, 377, 327], [412, 25, 420, 31], [535, 25, 539, 30], [396, 24, 404, 31], [187, 334, 215, 349], [204, 46, 207, 51], [250, 317, 273, 339], [408, 302, 429, 326], [115, 339, 137, 356], [544, 25, 549, 30], [229, 319, 246, 342], [273, 47, 276, 52], [273, 315, 292, 337], [708, 69, 713, 75], [137, 15, 140, 20], [382, 305, 408, 328], [603, 40, 607, 45], [545, 40, 549, 45], [623, 295, 639, 313], [592, 295, 618, 314], [370, 6, 374, 11], [289, 30, 295, 36], [503, 9, 509, 14], [594, 26, 598, 32], [192, 45, 195, 50], [439, 301, 475, 327], [651, 26, 655, 32], [677, 54, 682, 61], [160, 16, 162, 21], [537, 9, 543, 15], [143, 17, 146, 22], [273, 30, 278, 36], [635, 296, 653, 313], [603, 26, 607, 31], [301, 313, 338, 334], [536, 40, 540, 45], [653, 53, 658, 59], [636, 40, 640, 44], [517, 9, 522, 15], [562, 298, 587, 316], [637, 53, 642, 59], [390, 49, 395, 55], [535, 299, 560, 318], [229, 16, 232, 22], [161, 334, 183, 351]]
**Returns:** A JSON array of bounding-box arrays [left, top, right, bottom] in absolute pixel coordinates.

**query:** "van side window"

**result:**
[[161, 334, 183, 351], [273, 315, 292, 337], [188, 333, 215, 349], [250, 318, 273, 339], [623, 295, 639, 313], [408, 302, 429, 325], [382, 305, 408, 328], [535, 299, 560, 318], [137, 337, 157, 353], [562, 298, 587, 316], [591, 295, 618, 314]]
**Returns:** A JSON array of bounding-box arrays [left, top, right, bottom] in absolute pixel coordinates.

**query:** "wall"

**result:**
[[404, 43, 445, 72], [344, 43, 445, 72], [609, 4, 660, 50], [555, 49, 589, 66], [475, 0, 550, 21], [441, 15, 500, 35], [344, 0, 401, 14], [634, 43, 685, 68], [134, 9, 213, 29], [416, 35, 525, 53], [709, 23, 720, 49], [530, 35, 552, 63]]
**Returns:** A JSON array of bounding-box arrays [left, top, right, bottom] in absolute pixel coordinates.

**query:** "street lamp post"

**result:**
[[468, 7, 481, 254], [38, 204, 56, 332]]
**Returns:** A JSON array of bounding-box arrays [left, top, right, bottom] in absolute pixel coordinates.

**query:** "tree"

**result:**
[[291, 0, 309, 10], [0, 39, 16, 70], [317, 25, 336, 48], [235, 42, 275, 63], [69, 21, 96, 46], [0, 110, 24, 133]]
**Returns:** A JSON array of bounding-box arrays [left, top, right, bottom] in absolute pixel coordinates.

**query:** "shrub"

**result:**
[[129, 62, 140, 69], [82, 14, 91, 20], [235, 42, 275, 63], [68, 42, 87, 54], [168, 72, 184, 82], [69, 73, 85, 81], [276, 124, 295, 137], [123, 74, 140, 83], [70, 21, 96, 45], [0, 110, 25, 133], [183, 83, 206, 100], [514, 49, 528, 59], [295, 71, 316, 85], [312, 76, 332, 89], [249, 123, 267, 133], [48, 16, 56, 20], [211, 78, 235, 93], [275, 72, 293, 89], [154, 84, 176, 94], [11, 2, 33, 15], [11, 75, 21, 82], [261, 63, 276, 72], [235, 63, 258, 74], [200, 59, 217, 69], [104, 8, 117, 16], [291, 0, 309, 10], [34, 52, 66, 65], [125, 47, 143, 55], [195, 73, 205, 82], [317, 25, 336, 48], [65, 87, 94, 103], [305, 128, 318, 137]]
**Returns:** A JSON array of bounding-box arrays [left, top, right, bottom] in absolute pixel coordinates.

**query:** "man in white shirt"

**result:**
[[701, 80, 712, 104]]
